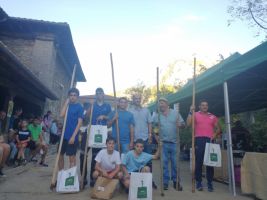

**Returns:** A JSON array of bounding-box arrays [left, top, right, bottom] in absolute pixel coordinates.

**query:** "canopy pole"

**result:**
[[191, 57, 196, 193], [223, 81, 236, 196], [157, 67, 164, 197]]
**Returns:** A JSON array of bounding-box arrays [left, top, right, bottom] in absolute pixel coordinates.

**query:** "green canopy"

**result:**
[[148, 41, 267, 117]]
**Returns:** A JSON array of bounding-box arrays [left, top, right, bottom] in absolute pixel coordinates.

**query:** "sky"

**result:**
[[1, 0, 266, 95]]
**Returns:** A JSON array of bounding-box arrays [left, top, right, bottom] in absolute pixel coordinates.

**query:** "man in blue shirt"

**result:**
[[59, 88, 83, 170], [121, 139, 159, 189], [128, 94, 158, 189], [155, 97, 185, 191], [80, 87, 112, 187], [108, 97, 134, 154]]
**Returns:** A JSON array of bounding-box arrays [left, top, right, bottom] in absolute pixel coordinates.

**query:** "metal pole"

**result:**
[[191, 57, 196, 193], [223, 81, 236, 196], [174, 103, 181, 191], [157, 67, 164, 197]]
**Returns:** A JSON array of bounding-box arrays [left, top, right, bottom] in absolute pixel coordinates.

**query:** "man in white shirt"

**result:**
[[92, 137, 122, 180]]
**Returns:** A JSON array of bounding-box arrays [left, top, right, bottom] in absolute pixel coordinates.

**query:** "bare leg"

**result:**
[[21, 147, 25, 159], [40, 144, 48, 163], [0, 147, 3, 166], [1, 144, 10, 166], [17, 147, 22, 160], [92, 170, 100, 179], [58, 155, 64, 170], [69, 155, 76, 168], [141, 166, 151, 173]]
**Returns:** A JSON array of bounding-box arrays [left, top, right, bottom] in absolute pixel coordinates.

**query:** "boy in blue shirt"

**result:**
[[59, 88, 83, 170], [121, 139, 159, 189]]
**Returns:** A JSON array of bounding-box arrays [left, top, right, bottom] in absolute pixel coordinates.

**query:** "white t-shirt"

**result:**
[[95, 149, 121, 172]]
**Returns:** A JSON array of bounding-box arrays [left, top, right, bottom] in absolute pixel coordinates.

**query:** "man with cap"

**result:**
[[81, 87, 112, 187], [154, 97, 185, 190]]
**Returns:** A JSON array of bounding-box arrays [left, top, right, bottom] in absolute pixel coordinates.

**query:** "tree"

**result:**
[[123, 82, 179, 106], [228, 0, 267, 35]]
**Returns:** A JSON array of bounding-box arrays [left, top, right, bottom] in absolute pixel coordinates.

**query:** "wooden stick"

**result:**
[[80, 102, 94, 190], [110, 53, 121, 154], [157, 67, 164, 197], [174, 103, 181, 191], [50, 64, 77, 190], [191, 58, 196, 193]]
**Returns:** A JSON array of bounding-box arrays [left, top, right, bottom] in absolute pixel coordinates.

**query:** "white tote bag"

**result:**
[[203, 143, 222, 167], [128, 172, 152, 200], [56, 166, 80, 193], [88, 125, 108, 148]]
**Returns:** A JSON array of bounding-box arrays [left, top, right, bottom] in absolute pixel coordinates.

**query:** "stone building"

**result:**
[[0, 7, 85, 129]]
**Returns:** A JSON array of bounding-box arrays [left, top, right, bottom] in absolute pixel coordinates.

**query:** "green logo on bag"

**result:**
[[65, 173, 75, 186], [94, 134, 103, 143], [137, 180, 147, 198], [210, 153, 218, 162]]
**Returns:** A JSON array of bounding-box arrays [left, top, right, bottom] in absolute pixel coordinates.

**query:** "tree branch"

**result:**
[[248, 3, 267, 30]]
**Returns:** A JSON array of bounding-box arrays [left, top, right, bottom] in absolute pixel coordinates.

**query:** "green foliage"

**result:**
[[123, 81, 181, 106], [180, 128, 192, 148], [249, 109, 267, 152], [224, 109, 267, 152]]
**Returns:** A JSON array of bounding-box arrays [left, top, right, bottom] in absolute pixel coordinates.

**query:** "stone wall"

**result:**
[[0, 35, 34, 69], [0, 33, 74, 119]]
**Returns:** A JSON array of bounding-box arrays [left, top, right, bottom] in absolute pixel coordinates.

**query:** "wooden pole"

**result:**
[[80, 102, 94, 190], [50, 64, 77, 190], [157, 67, 164, 197], [174, 103, 181, 191], [191, 58, 196, 193], [110, 53, 121, 154]]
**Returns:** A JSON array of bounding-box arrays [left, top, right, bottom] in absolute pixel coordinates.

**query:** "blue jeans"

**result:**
[[195, 137, 214, 183], [162, 142, 178, 185], [9, 142, 18, 160]]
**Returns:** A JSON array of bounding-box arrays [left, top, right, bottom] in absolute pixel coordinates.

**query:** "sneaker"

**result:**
[[152, 181, 158, 190], [163, 184, 168, 190], [0, 170, 6, 178], [22, 159, 27, 166], [30, 157, 38, 162], [207, 182, 214, 192], [39, 162, 48, 167], [196, 182, 203, 191], [173, 181, 183, 191]]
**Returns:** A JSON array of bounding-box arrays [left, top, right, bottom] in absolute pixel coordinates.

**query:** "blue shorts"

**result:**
[[60, 139, 78, 156]]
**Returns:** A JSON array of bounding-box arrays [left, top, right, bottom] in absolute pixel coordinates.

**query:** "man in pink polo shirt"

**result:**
[[187, 100, 221, 192]]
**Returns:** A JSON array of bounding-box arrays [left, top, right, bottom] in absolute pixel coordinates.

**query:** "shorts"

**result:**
[[60, 139, 78, 156], [17, 140, 28, 148]]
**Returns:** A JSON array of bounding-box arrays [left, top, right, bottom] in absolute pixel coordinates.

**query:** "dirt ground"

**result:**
[[0, 145, 252, 200]]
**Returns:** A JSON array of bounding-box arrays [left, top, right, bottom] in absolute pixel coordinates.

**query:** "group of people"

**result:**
[[59, 86, 221, 194], [0, 107, 63, 177]]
